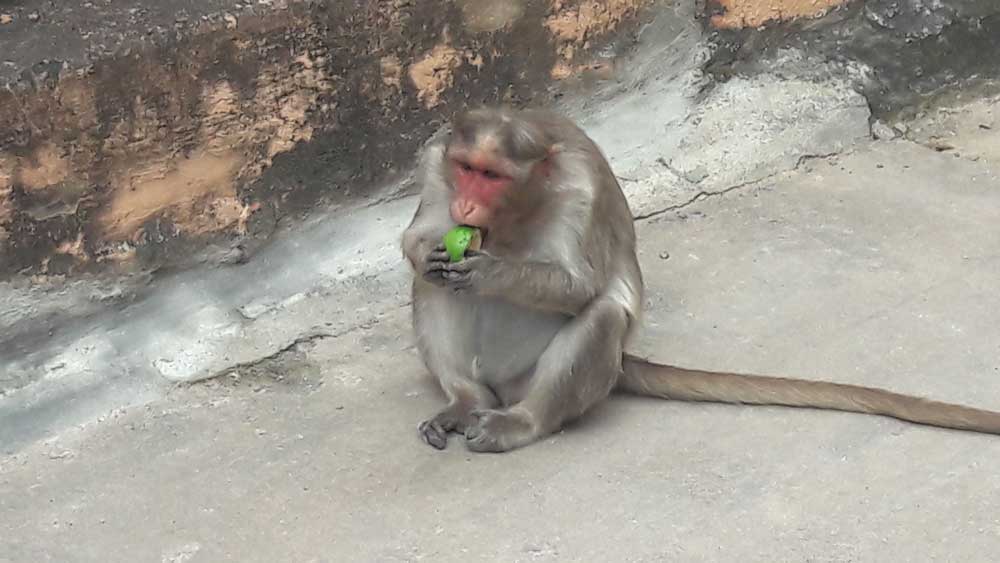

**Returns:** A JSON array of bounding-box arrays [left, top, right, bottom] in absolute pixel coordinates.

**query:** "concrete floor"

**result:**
[[2, 137, 999, 562]]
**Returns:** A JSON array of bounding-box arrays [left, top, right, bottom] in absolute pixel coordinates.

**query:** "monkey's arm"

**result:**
[[428, 252, 598, 316], [402, 189, 455, 271], [401, 143, 455, 269], [401, 201, 439, 269]]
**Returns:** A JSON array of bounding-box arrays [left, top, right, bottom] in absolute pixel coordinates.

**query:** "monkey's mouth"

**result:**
[[460, 223, 487, 243]]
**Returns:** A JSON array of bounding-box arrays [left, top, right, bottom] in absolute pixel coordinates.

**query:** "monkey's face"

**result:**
[[443, 111, 551, 229], [444, 145, 517, 228]]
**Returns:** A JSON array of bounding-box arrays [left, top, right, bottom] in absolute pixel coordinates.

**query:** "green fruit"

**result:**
[[443, 226, 482, 262]]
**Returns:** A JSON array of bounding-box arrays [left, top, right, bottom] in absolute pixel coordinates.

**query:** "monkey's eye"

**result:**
[[482, 169, 500, 180], [459, 162, 473, 172]]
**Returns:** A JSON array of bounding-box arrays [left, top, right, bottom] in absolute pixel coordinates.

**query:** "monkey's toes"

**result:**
[[464, 423, 502, 453], [465, 409, 533, 453], [418, 419, 449, 450]]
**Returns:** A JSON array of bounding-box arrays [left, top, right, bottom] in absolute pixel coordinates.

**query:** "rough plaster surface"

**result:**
[[2, 140, 999, 562], [0, 0, 647, 279]]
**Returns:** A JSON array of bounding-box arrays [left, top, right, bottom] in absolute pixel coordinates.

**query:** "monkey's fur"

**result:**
[[401, 107, 1000, 453]]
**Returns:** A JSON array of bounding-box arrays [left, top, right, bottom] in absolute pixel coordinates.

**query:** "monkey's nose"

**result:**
[[450, 198, 490, 227]]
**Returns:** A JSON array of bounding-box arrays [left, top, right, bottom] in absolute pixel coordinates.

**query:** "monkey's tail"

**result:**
[[619, 354, 1000, 435]]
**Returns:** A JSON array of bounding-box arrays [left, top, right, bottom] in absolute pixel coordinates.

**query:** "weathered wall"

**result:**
[[0, 0, 651, 279], [1, 0, 996, 284], [701, 0, 1000, 118]]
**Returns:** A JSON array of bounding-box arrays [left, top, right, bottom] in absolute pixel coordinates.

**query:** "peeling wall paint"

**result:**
[[0, 0, 650, 279], [709, 0, 846, 29], [17, 143, 72, 192], [545, 0, 649, 79], [0, 37, 338, 275], [409, 43, 464, 109], [100, 151, 242, 240]]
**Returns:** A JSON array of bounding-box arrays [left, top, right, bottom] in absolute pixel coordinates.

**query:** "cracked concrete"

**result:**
[[631, 150, 842, 221]]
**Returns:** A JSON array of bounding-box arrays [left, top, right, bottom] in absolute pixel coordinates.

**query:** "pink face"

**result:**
[[448, 155, 513, 228]]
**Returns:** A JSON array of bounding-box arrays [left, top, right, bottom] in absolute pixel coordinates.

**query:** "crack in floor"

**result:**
[[633, 183, 747, 221], [633, 150, 847, 222], [201, 300, 414, 380], [204, 329, 339, 381]]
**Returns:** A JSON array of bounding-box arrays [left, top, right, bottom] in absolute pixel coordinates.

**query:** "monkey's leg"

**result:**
[[465, 299, 628, 453], [419, 371, 498, 450], [413, 296, 498, 450], [413, 289, 500, 450]]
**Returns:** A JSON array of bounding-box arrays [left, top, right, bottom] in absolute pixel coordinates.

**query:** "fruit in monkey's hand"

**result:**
[[443, 226, 483, 262]]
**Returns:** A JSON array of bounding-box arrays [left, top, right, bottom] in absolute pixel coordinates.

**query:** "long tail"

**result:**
[[618, 354, 1000, 435]]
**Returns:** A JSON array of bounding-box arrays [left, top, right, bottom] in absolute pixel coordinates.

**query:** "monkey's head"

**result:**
[[443, 108, 556, 229]]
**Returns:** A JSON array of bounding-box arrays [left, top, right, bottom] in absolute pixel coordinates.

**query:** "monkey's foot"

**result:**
[[418, 407, 475, 450], [464, 408, 536, 453]]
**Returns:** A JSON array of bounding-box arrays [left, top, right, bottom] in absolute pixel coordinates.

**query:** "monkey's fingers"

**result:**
[[423, 258, 450, 273], [421, 269, 450, 286], [426, 249, 453, 263], [421, 255, 454, 282], [440, 269, 474, 290], [422, 255, 477, 291]]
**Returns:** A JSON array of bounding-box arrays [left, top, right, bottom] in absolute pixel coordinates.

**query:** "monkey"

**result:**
[[400, 106, 1000, 453]]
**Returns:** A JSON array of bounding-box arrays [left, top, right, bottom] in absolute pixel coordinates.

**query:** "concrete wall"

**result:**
[[3, 0, 998, 283], [1, 0, 997, 375], [0, 0, 650, 280]]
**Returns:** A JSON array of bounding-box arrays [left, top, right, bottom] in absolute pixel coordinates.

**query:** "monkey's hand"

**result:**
[[422, 245, 498, 293], [423, 246, 595, 315]]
